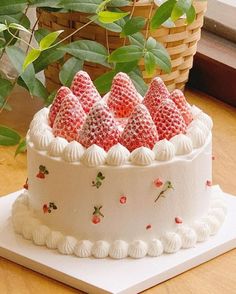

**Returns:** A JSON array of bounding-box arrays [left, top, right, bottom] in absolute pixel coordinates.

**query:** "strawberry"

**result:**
[[49, 86, 72, 127], [170, 89, 193, 125], [143, 77, 170, 117], [79, 102, 120, 151], [120, 104, 159, 152], [107, 72, 142, 118], [154, 178, 163, 188], [152, 99, 187, 140], [53, 93, 86, 142], [71, 70, 101, 113]]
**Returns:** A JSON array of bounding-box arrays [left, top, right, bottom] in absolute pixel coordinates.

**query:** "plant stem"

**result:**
[[145, 1, 154, 39], [6, 28, 35, 49], [123, 0, 137, 46], [0, 78, 18, 113], [26, 14, 41, 54]]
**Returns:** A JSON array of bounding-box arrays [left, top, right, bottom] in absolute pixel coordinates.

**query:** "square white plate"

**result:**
[[0, 186, 236, 294]]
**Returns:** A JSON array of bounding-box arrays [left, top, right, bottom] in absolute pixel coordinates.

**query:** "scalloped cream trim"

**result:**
[[11, 191, 227, 260]]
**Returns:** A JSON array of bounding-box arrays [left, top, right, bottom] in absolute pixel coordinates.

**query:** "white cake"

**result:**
[[12, 72, 227, 259]]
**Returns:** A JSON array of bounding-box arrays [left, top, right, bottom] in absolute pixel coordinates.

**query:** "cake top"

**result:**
[[28, 71, 213, 166]]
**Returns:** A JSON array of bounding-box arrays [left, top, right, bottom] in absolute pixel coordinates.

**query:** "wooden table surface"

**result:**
[[0, 87, 235, 294]]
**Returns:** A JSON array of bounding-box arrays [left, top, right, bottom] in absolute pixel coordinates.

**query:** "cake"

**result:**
[[12, 71, 227, 259]]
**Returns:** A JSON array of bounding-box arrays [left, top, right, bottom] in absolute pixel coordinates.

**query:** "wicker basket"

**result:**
[[37, 2, 207, 92]]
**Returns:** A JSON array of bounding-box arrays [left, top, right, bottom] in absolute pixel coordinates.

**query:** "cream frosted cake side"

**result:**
[[11, 72, 227, 259]]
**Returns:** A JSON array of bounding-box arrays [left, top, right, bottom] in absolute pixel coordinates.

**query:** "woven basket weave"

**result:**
[[37, 1, 207, 93]]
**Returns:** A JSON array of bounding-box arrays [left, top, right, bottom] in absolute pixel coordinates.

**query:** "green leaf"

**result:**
[[186, 5, 196, 24], [8, 23, 31, 34], [146, 37, 157, 50], [0, 77, 13, 103], [39, 30, 64, 50], [115, 60, 138, 73], [94, 70, 116, 94], [144, 52, 156, 75], [0, 13, 30, 29], [89, 15, 124, 32], [15, 137, 26, 157], [23, 49, 41, 71], [31, 78, 49, 100], [128, 69, 148, 96], [34, 28, 51, 43], [151, 0, 176, 29], [121, 17, 146, 37], [0, 0, 27, 15], [59, 40, 109, 67], [128, 32, 145, 47], [60, 0, 102, 13], [33, 47, 65, 73], [0, 125, 21, 146], [171, 0, 191, 21], [29, 0, 62, 8], [98, 11, 129, 24], [108, 0, 130, 6], [151, 48, 171, 73], [109, 45, 143, 63], [45, 90, 57, 106], [59, 57, 83, 87], [0, 24, 7, 33]]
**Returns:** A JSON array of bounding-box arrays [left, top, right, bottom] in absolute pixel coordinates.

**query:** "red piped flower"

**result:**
[[206, 180, 212, 187], [120, 195, 127, 204], [146, 224, 152, 230], [92, 205, 104, 224], [23, 178, 28, 190], [36, 165, 49, 179], [175, 217, 183, 224], [92, 215, 101, 224], [154, 178, 163, 188]]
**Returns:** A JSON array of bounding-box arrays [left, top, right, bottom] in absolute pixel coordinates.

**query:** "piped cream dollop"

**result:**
[[162, 232, 182, 253], [74, 240, 93, 258], [57, 236, 77, 255], [176, 226, 197, 248], [22, 218, 41, 240], [128, 240, 148, 258], [187, 126, 206, 148], [170, 134, 193, 155], [197, 112, 213, 130], [109, 240, 129, 259], [62, 141, 85, 162], [193, 221, 210, 242], [32, 225, 50, 246], [92, 240, 110, 258], [48, 137, 68, 157], [33, 130, 54, 150], [130, 147, 155, 166], [208, 207, 226, 223], [81, 144, 107, 167], [191, 105, 202, 119], [188, 119, 209, 137], [153, 139, 175, 161], [30, 120, 51, 139], [33, 107, 49, 121], [106, 143, 130, 166], [148, 239, 163, 257], [202, 215, 221, 236], [46, 231, 64, 249]]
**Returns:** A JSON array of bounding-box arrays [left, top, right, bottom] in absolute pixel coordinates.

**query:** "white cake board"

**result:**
[[0, 186, 236, 294]]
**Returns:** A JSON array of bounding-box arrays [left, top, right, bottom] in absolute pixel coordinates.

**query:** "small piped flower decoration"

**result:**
[[155, 181, 174, 203], [23, 178, 28, 190], [175, 217, 183, 224], [92, 172, 105, 189], [120, 195, 127, 204], [146, 224, 152, 230], [206, 180, 212, 187], [92, 205, 104, 224], [36, 165, 49, 179], [43, 202, 57, 214], [154, 178, 163, 188]]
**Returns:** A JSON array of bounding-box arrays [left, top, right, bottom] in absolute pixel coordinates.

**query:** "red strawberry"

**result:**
[[53, 93, 86, 142], [143, 77, 170, 117], [154, 178, 163, 188], [49, 86, 72, 127], [107, 72, 142, 118], [92, 215, 101, 224], [79, 102, 120, 151], [37, 172, 45, 179], [152, 99, 187, 140], [170, 89, 193, 125], [71, 70, 101, 114], [120, 104, 159, 152]]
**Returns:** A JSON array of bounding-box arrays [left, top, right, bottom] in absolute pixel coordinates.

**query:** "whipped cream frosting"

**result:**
[[193, 221, 210, 242], [48, 137, 68, 157], [162, 232, 182, 253], [62, 141, 85, 162], [147, 239, 163, 257], [188, 119, 209, 137], [170, 134, 193, 155], [33, 130, 54, 151], [187, 126, 206, 148], [130, 147, 155, 166], [106, 143, 130, 166], [92, 240, 110, 258], [128, 240, 148, 258], [57, 236, 77, 255], [46, 231, 64, 249], [109, 240, 129, 259], [191, 105, 202, 119], [202, 215, 221, 236], [197, 112, 213, 130], [22, 218, 41, 240], [33, 107, 49, 121], [81, 144, 107, 167], [176, 225, 197, 248], [74, 240, 93, 258], [32, 225, 50, 246], [153, 139, 175, 161]]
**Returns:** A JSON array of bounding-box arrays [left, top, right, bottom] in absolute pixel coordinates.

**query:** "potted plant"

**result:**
[[0, 0, 207, 152]]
